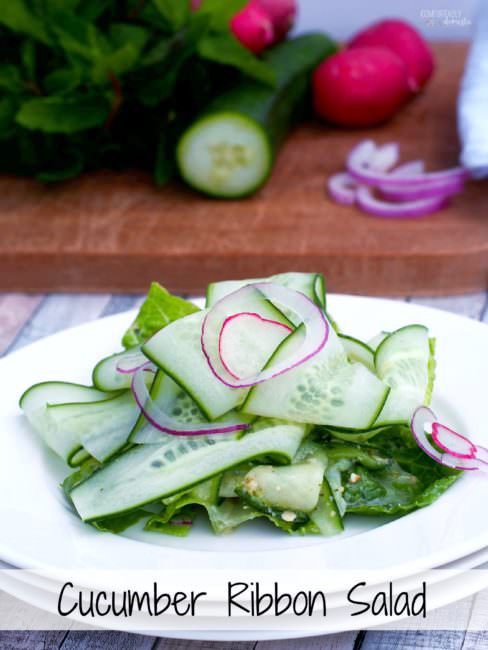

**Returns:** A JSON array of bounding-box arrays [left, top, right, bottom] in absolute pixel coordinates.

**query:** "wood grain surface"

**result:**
[[0, 42, 487, 297]]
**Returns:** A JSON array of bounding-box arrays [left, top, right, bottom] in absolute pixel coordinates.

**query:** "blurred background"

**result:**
[[0, 0, 485, 297], [295, 0, 476, 39]]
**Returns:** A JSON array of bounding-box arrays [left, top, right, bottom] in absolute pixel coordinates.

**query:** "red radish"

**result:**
[[349, 19, 435, 92], [252, 0, 297, 41], [230, 3, 275, 54], [313, 47, 410, 127], [201, 283, 329, 389], [219, 312, 292, 380]]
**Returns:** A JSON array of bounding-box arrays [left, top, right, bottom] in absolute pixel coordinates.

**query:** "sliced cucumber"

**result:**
[[143, 311, 244, 420], [147, 372, 207, 425], [46, 391, 139, 463], [92, 347, 150, 391], [309, 478, 344, 537], [20, 382, 112, 466], [374, 325, 431, 426], [218, 463, 254, 498], [243, 326, 389, 430], [143, 289, 292, 420], [178, 113, 271, 199], [70, 422, 307, 521], [131, 370, 249, 444], [70, 448, 91, 466], [314, 274, 326, 309], [219, 312, 292, 380], [20, 381, 108, 413], [205, 272, 326, 309], [339, 334, 375, 372], [240, 456, 326, 513], [368, 331, 390, 351], [177, 34, 336, 198]]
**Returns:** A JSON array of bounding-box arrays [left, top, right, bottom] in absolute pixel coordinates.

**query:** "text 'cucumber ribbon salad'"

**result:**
[[21, 272, 479, 538]]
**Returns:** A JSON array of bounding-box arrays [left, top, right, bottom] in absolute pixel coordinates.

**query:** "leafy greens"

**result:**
[[0, 0, 275, 183]]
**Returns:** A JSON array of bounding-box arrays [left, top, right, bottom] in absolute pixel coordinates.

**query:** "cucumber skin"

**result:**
[[209, 34, 337, 151], [177, 33, 337, 198]]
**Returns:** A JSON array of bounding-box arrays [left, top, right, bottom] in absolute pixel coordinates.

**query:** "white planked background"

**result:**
[[0, 289, 487, 649]]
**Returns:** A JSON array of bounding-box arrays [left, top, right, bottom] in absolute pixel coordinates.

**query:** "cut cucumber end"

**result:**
[[177, 112, 272, 199]]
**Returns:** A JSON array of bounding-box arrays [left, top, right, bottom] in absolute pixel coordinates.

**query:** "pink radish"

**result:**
[[231, 3, 275, 54], [219, 312, 292, 380], [191, 0, 277, 54], [252, 0, 297, 41], [349, 19, 435, 92]]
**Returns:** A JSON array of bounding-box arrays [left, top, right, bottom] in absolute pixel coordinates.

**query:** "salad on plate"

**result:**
[[20, 273, 462, 538]]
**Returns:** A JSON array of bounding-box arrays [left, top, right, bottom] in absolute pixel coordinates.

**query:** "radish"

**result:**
[[252, 0, 297, 41], [349, 19, 435, 92], [192, 0, 294, 53], [230, 2, 275, 54], [313, 47, 410, 127]]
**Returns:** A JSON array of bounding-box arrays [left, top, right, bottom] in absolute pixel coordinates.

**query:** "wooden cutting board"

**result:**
[[0, 43, 486, 296]]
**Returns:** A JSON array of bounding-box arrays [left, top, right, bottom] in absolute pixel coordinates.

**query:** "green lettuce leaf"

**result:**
[[92, 509, 150, 534], [122, 282, 200, 349], [325, 431, 459, 517]]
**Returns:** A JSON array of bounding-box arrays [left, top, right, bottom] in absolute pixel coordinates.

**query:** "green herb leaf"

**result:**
[[42, 67, 82, 95], [16, 94, 110, 134], [0, 97, 19, 140], [198, 0, 247, 31], [0, 0, 51, 45], [20, 39, 37, 80], [122, 282, 200, 349], [49, 10, 110, 62], [78, 0, 112, 22], [152, 0, 190, 31], [0, 65, 23, 93], [198, 33, 276, 85], [109, 23, 150, 54], [36, 149, 85, 182]]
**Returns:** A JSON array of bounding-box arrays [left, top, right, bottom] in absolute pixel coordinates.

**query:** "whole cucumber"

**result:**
[[177, 33, 337, 198]]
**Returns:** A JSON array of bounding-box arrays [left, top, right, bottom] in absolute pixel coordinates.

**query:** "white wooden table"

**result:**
[[1, 290, 487, 650]]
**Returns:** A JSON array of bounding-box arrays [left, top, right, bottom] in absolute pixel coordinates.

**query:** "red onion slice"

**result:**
[[356, 185, 449, 219], [391, 160, 426, 177], [131, 363, 248, 437], [348, 140, 470, 188], [379, 180, 464, 202], [116, 349, 148, 374], [431, 422, 478, 459], [410, 405, 439, 463], [170, 518, 193, 526], [410, 406, 488, 472], [369, 142, 399, 172], [201, 282, 329, 388], [219, 312, 293, 380], [328, 172, 357, 205]]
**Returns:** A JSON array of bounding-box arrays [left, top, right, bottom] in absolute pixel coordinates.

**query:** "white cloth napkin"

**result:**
[[458, 1, 488, 178]]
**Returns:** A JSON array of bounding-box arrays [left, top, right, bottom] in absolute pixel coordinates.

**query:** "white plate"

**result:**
[[0, 296, 487, 580], [1, 559, 487, 640]]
